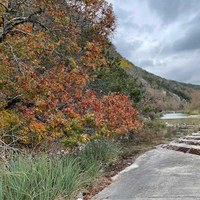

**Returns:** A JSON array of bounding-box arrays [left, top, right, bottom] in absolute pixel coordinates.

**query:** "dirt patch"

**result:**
[[83, 177, 112, 200]]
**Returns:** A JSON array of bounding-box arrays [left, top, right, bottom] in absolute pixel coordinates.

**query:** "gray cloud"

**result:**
[[160, 27, 200, 55], [108, 0, 200, 84], [173, 24, 200, 51], [173, 27, 200, 52], [114, 38, 143, 58], [147, 0, 200, 24], [139, 59, 154, 67], [164, 60, 200, 84]]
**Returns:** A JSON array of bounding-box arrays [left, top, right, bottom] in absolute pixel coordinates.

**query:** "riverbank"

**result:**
[[85, 116, 200, 199], [0, 117, 199, 200], [87, 114, 200, 199]]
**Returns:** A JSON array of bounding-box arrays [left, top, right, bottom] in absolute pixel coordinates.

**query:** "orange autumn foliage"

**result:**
[[0, 0, 142, 146]]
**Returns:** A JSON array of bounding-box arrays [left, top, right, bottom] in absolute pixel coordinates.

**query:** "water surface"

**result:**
[[161, 113, 200, 120]]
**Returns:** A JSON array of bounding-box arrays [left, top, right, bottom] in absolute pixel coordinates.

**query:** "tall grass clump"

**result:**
[[0, 156, 88, 200], [0, 139, 121, 200], [79, 139, 121, 167]]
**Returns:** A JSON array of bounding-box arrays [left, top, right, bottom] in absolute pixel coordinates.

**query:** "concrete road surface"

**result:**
[[92, 148, 200, 200]]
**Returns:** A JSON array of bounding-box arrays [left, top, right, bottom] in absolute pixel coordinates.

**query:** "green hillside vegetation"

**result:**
[[114, 54, 200, 111], [88, 55, 142, 104], [107, 45, 200, 111], [134, 67, 191, 101], [185, 91, 200, 114], [90, 45, 200, 113]]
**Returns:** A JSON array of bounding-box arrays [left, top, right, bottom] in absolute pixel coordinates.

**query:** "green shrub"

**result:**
[[88, 65, 141, 104], [0, 110, 22, 138]]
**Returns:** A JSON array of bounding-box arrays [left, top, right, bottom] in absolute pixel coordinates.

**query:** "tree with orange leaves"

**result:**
[[0, 0, 141, 146]]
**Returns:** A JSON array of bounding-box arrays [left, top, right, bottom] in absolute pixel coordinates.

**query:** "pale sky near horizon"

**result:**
[[107, 0, 200, 85]]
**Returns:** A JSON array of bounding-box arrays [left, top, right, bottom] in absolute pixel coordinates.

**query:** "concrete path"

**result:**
[[92, 148, 200, 200]]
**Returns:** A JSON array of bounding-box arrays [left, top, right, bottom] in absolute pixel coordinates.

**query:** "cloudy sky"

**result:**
[[107, 0, 200, 84]]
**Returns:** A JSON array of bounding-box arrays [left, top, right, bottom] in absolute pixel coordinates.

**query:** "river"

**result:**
[[160, 113, 200, 120]]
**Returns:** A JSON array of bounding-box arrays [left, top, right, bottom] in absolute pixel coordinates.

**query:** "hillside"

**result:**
[[88, 44, 200, 112], [109, 46, 200, 111], [107, 45, 200, 111], [126, 61, 200, 111]]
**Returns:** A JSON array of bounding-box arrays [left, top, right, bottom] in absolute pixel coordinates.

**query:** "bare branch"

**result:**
[[15, 0, 28, 10], [4, 94, 23, 109], [0, 2, 9, 12], [5, 42, 24, 74], [0, 7, 46, 43], [10, 29, 31, 36], [5, 8, 45, 29]]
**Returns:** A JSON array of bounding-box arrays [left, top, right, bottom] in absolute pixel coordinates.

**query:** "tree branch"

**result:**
[[0, 2, 9, 12], [10, 29, 31, 36], [15, 0, 28, 10], [0, 7, 46, 43], [5, 42, 24, 74], [5, 94, 23, 109]]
